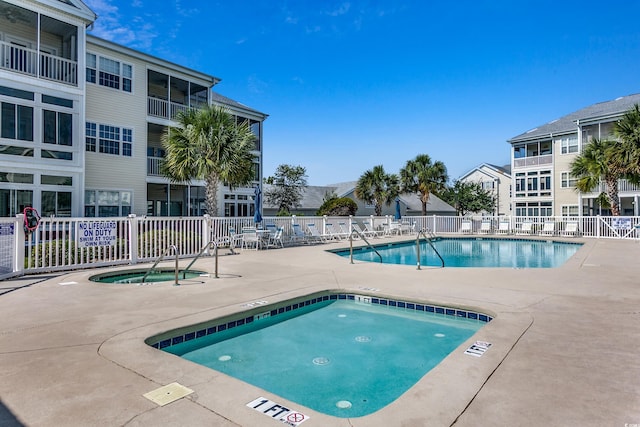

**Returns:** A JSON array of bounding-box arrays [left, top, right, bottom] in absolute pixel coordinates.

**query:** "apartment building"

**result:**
[[458, 163, 511, 216], [0, 0, 266, 218], [508, 93, 640, 217]]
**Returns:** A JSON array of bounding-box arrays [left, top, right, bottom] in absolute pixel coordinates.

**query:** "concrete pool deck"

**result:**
[[0, 236, 639, 426]]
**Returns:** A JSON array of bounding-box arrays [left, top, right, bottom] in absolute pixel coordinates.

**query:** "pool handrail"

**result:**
[[416, 228, 444, 269], [349, 226, 383, 264], [142, 244, 179, 285], [183, 240, 221, 279]]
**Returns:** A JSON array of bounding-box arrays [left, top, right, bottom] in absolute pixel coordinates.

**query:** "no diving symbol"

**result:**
[[287, 412, 305, 423]]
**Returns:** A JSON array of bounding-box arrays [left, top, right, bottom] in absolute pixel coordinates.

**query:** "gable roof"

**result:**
[[458, 163, 511, 181], [508, 93, 640, 143], [263, 184, 334, 210]]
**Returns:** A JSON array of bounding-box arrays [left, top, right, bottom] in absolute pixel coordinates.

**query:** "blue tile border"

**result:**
[[149, 292, 493, 350]]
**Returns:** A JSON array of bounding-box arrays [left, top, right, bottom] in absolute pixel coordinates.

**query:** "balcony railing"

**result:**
[[147, 156, 165, 177], [0, 41, 77, 86], [513, 154, 553, 168], [148, 97, 191, 120]]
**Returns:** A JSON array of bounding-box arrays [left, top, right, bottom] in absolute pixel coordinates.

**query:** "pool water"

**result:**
[[334, 238, 582, 268], [90, 269, 205, 284], [165, 299, 484, 417]]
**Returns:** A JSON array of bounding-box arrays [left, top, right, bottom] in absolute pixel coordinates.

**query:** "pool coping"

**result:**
[[100, 284, 532, 427]]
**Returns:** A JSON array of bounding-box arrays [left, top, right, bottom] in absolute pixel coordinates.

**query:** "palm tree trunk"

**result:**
[[606, 177, 620, 216], [421, 191, 429, 216], [205, 174, 219, 216]]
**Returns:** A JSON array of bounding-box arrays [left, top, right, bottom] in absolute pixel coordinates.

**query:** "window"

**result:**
[[86, 53, 96, 83], [1, 102, 33, 141], [515, 201, 553, 217], [43, 110, 72, 146], [42, 95, 73, 108], [87, 53, 133, 93], [122, 64, 132, 92], [562, 205, 579, 217], [41, 191, 71, 217], [561, 136, 579, 154], [99, 125, 120, 155], [482, 180, 494, 191], [0, 172, 33, 183], [85, 190, 131, 217], [86, 122, 96, 152], [514, 170, 552, 198], [561, 172, 576, 188], [122, 128, 132, 156], [41, 175, 72, 186], [0, 189, 32, 216], [41, 150, 72, 160]]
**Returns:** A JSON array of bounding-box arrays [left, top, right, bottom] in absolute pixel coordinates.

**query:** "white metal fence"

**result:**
[[0, 214, 638, 278]]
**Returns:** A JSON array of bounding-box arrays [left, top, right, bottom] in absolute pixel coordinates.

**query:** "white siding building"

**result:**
[[0, 0, 267, 218], [458, 163, 511, 216]]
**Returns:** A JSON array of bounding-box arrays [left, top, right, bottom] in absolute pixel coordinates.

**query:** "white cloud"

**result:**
[[85, 0, 158, 50], [326, 2, 351, 17]]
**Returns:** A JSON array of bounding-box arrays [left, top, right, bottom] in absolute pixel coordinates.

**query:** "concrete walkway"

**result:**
[[0, 236, 639, 426]]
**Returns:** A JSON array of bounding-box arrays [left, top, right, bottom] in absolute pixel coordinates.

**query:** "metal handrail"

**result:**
[[183, 240, 221, 279], [349, 227, 383, 263], [416, 228, 444, 269], [142, 244, 179, 285]]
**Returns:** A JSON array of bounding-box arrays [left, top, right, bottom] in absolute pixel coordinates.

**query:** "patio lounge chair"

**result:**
[[539, 221, 556, 236], [497, 219, 511, 234], [325, 223, 347, 240], [338, 222, 355, 239], [306, 223, 327, 243], [561, 221, 579, 237], [216, 226, 244, 251], [479, 219, 492, 234], [516, 220, 534, 235], [459, 220, 473, 234], [364, 221, 383, 238], [352, 223, 376, 238], [290, 223, 308, 244]]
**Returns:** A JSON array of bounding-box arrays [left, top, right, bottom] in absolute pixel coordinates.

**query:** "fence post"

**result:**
[[596, 215, 601, 239], [323, 215, 327, 233], [14, 214, 25, 276], [127, 214, 138, 265], [202, 214, 211, 255], [432, 215, 436, 233]]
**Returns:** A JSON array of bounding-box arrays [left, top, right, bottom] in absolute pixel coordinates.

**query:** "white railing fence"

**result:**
[[0, 214, 638, 277]]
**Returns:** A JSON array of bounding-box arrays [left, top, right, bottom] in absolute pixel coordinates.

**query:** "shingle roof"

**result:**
[[509, 93, 640, 143], [211, 92, 267, 117], [263, 184, 335, 210]]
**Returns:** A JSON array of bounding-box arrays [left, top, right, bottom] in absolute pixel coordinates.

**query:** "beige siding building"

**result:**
[[508, 94, 640, 217], [0, 0, 267, 218]]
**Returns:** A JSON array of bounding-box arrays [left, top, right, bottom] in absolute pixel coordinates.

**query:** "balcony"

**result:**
[[147, 156, 165, 177], [513, 154, 553, 168], [147, 97, 191, 121], [0, 41, 78, 86], [0, 2, 79, 86]]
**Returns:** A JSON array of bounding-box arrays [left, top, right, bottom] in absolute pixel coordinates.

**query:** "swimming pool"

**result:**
[[333, 237, 582, 267], [152, 292, 490, 418]]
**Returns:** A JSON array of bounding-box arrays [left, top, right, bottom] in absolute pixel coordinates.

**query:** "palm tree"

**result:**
[[614, 103, 640, 177], [354, 165, 399, 216], [399, 154, 448, 215], [569, 138, 622, 216], [161, 105, 256, 215]]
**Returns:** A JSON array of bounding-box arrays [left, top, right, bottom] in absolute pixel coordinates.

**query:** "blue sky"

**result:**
[[85, 0, 640, 185]]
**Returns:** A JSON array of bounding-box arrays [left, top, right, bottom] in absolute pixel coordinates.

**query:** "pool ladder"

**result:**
[[142, 244, 180, 285], [183, 240, 221, 279], [349, 226, 383, 263], [416, 228, 444, 269]]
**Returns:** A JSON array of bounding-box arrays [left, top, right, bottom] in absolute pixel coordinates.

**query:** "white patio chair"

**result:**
[[459, 220, 473, 234], [516, 221, 534, 235], [267, 227, 285, 248], [497, 220, 511, 234], [539, 221, 556, 236], [561, 221, 579, 237], [352, 223, 376, 238], [325, 223, 345, 240], [364, 221, 383, 238], [290, 223, 308, 244], [241, 227, 262, 250], [479, 219, 492, 234], [306, 223, 327, 243]]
